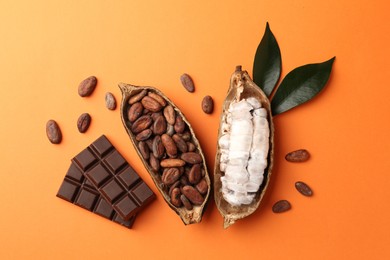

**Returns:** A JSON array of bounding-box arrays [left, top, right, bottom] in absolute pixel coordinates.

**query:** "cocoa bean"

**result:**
[[174, 115, 185, 133], [129, 89, 147, 104], [46, 119, 62, 144], [149, 153, 160, 172], [188, 164, 201, 184], [180, 195, 193, 210], [160, 158, 186, 168], [135, 129, 152, 141], [145, 138, 154, 150], [195, 178, 208, 195], [141, 95, 162, 112], [201, 95, 214, 114], [148, 92, 167, 107], [153, 115, 167, 135], [187, 142, 196, 152], [166, 124, 175, 136], [162, 168, 181, 186], [138, 141, 150, 160], [172, 134, 187, 153], [77, 113, 91, 133], [161, 134, 177, 158], [180, 73, 195, 93], [152, 135, 165, 159], [182, 185, 204, 205], [181, 152, 202, 164], [151, 112, 162, 121], [179, 131, 191, 141], [78, 76, 97, 97], [180, 175, 189, 186], [295, 181, 313, 197], [169, 181, 181, 196], [131, 115, 153, 134], [171, 188, 182, 207], [105, 92, 116, 110], [163, 105, 176, 125], [272, 200, 291, 213], [285, 149, 310, 162], [127, 102, 143, 122]]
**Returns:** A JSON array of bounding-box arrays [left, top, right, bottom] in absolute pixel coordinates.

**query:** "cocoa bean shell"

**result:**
[[213, 67, 274, 228], [119, 84, 211, 225]]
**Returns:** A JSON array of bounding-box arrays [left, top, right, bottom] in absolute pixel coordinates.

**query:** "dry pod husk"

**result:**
[[119, 83, 211, 225], [214, 66, 274, 228]]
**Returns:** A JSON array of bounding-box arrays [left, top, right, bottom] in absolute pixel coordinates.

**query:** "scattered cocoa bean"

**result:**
[[180, 73, 195, 93], [201, 95, 214, 114], [105, 92, 116, 110], [295, 181, 313, 197], [78, 76, 97, 97], [77, 113, 91, 133], [46, 119, 62, 144], [285, 149, 310, 162], [272, 200, 291, 213]]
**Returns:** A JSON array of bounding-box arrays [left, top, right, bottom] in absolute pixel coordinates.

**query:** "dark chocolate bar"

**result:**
[[71, 135, 155, 221], [57, 162, 136, 228]]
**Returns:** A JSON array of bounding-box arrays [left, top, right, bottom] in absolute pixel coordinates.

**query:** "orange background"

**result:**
[[1, 0, 389, 259]]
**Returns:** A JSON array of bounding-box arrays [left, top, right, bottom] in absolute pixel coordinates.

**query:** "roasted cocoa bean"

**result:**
[[181, 152, 202, 164], [295, 181, 313, 196], [153, 115, 167, 135], [179, 131, 191, 141], [174, 115, 185, 133], [285, 149, 310, 162], [161, 134, 177, 158], [141, 95, 163, 112], [195, 178, 208, 195], [148, 92, 167, 107], [149, 153, 160, 172], [182, 185, 204, 205], [188, 164, 201, 184], [78, 76, 97, 97], [162, 168, 181, 186], [172, 134, 187, 153], [169, 181, 181, 196], [152, 135, 165, 159], [145, 138, 154, 151], [180, 73, 195, 93], [187, 142, 196, 152], [77, 113, 91, 133], [131, 115, 153, 134], [166, 124, 175, 136], [163, 105, 176, 125], [128, 102, 143, 122], [135, 129, 152, 141], [272, 200, 291, 213], [201, 95, 214, 114], [105, 92, 116, 110], [160, 158, 186, 168], [180, 195, 193, 210], [46, 119, 62, 144], [171, 187, 182, 207], [138, 141, 150, 160], [129, 89, 147, 104]]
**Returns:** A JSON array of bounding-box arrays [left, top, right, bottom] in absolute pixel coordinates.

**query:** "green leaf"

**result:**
[[253, 22, 282, 97], [271, 57, 335, 115]]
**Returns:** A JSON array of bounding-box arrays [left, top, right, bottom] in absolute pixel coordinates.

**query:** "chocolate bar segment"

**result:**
[[72, 135, 155, 221], [57, 162, 136, 229]]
